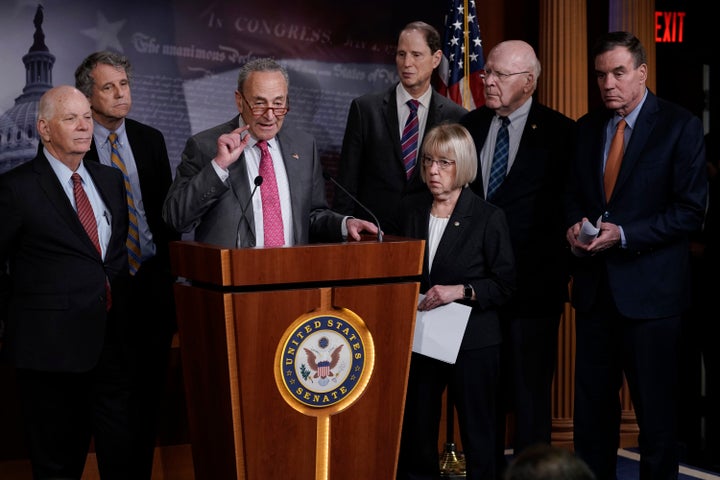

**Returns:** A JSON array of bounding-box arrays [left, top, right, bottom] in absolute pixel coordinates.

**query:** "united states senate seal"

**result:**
[[274, 308, 375, 415]]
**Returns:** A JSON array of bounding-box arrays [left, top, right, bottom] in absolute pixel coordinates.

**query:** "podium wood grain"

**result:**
[[170, 237, 424, 479]]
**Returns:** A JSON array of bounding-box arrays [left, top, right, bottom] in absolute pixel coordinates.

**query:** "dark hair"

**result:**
[[591, 31, 647, 68], [236, 57, 290, 92], [401, 21, 442, 54], [74, 51, 132, 97], [504, 444, 596, 480]]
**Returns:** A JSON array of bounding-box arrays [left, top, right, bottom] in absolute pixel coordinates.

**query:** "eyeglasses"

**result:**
[[480, 69, 530, 81], [421, 156, 456, 169], [241, 94, 289, 117]]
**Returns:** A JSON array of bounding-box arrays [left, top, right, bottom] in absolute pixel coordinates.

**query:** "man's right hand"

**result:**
[[214, 126, 251, 170]]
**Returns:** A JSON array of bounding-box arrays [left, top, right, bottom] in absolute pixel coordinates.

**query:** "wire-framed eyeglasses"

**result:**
[[421, 156, 456, 169], [480, 69, 530, 81], [241, 94, 289, 117]]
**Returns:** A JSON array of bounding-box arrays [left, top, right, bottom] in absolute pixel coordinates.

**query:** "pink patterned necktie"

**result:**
[[71, 173, 112, 310], [256, 140, 284, 247]]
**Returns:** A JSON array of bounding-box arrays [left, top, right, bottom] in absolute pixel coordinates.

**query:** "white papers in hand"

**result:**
[[412, 294, 471, 364], [572, 215, 602, 257], [578, 215, 602, 244]]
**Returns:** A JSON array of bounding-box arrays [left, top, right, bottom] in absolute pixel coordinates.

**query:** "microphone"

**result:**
[[236, 175, 263, 246], [323, 171, 383, 242]]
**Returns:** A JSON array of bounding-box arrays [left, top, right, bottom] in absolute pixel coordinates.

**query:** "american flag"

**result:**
[[438, 0, 485, 110]]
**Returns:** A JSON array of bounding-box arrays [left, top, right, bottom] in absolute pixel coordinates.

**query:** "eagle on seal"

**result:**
[[304, 344, 343, 379]]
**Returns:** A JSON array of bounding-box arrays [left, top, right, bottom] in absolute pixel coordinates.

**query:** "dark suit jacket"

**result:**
[[565, 90, 707, 318], [402, 188, 515, 350], [163, 116, 345, 248], [0, 153, 129, 372], [84, 118, 180, 272], [336, 84, 468, 235], [461, 101, 576, 317]]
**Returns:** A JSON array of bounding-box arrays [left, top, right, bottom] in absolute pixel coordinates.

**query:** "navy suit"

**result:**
[[565, 90, 707, 480], [460, 101, 576, 463], [0, 153, 133, 478], [397, 188, 515, 480], [335, 84, 468, 235], [163, 115, 345, 247], [84, 117, 180, 479]]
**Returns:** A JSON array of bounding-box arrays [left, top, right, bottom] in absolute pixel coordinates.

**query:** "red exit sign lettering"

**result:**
[[655, 11, 685, 43]]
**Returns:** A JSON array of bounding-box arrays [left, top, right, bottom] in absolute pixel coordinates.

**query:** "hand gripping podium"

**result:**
[[169, 236, 424, 480]]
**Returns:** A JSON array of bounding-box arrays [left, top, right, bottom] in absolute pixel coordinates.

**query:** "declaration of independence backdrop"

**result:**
[[0, 0, 446, 185]]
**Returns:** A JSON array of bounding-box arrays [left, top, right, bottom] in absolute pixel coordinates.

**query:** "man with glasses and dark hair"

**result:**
[[163, 57, 377, 247], [460, 40, 576, 475]]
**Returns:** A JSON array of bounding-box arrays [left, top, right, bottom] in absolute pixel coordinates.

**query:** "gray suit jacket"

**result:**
[[163, 116, 344, 248]]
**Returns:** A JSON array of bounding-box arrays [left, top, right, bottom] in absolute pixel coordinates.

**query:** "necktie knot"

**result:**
[[71, 172, 82, 186], [256, 140, 270, 155], [407, 99, 419, 113], [108, 132, 118, 146], [615, 118, 627, 133], [499, 115, 510, 127]]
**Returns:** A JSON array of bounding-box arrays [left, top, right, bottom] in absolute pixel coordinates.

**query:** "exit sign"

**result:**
[[655, 11, 685, 42]]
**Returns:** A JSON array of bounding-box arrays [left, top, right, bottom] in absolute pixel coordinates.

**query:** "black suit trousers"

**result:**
[[15, 312, 133, 480]]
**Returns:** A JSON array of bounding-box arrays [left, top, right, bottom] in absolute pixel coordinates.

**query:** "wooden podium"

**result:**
[[169, 236, 424, 480]]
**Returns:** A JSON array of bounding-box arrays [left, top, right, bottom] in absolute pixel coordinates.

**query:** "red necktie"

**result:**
[[71, 173, 112, 310], [256, 141, 284, 247], [604, 119, 627, 202]]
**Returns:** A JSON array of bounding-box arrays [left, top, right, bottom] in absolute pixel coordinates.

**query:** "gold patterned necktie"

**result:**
[[108, 133, 141, 274]]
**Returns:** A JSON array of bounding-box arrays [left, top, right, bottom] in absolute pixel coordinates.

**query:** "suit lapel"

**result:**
[[612, 92, 658, 199], [35, 156, 101, 255], [430, 189, 472, 269]]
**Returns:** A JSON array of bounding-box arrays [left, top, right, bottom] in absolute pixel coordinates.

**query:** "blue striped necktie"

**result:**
[[108, 133, 141, 275], [487, 116, 510, 200], [401, 99, 420, 179]]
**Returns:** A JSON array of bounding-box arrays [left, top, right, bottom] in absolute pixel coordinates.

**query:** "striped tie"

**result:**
[[108, 133, 141, 275], [401, 99, 420, 179], [487, 116, 510, 200], [71, 173, 112, 310]]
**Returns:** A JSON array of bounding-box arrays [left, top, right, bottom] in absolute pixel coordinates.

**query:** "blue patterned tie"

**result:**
[[487, 116, 510, 200], [401, 99, 420, 179]]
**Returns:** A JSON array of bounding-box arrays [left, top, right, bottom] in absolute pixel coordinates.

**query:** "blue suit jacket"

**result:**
[[0, 153, 129, 372], [163, 116, 344, 248], [565, 90, 707, 318]]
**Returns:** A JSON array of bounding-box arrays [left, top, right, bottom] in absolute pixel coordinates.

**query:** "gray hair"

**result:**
[[75, 51, 132, 97]]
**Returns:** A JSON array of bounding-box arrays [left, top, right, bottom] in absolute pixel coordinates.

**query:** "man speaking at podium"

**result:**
[[163, 58, 377, 248]]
